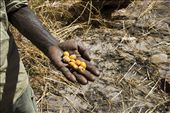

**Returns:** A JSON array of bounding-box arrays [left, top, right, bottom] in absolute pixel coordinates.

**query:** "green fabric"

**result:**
[[0, 0, 29, 103]]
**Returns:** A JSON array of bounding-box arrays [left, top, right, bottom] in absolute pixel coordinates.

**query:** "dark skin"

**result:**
[[8, 6, 100, 85]]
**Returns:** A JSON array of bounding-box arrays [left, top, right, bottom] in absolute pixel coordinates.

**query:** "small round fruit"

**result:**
[[78, 66, 85, 73], [70, 54, 77, 60], [70, 59, 76, 63], [63, 56, 70, 63], [63, 51, 69, 56], [75, 60, 81, 66], [69, 62, 78, 69], [69, 62, 75, 66], [80, 62, 87, 69]]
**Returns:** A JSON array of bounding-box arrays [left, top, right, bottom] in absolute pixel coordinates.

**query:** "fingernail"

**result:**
[[81, 80, 88, 85], [70, 76, 77, 83], [95, 70, 100, 76], [90, 75, 96, 81]]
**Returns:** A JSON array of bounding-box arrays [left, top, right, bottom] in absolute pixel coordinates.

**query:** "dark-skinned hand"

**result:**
[[48, 39, 100, 85], [8, 7, 99, 85]]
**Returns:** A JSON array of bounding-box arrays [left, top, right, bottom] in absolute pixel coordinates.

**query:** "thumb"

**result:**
[[59, 39, 78, 51]]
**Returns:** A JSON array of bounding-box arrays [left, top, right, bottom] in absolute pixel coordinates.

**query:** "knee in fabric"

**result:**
[[13, 86, 38, 113]]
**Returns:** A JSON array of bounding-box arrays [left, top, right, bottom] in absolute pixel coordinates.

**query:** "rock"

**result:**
[[150, 53, 168, 64], [166, 46, 170, 53], [136, 41, 150, 52]]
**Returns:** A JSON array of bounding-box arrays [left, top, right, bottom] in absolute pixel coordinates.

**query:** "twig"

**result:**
[[145, 79, 159, 99], [69, 1, 89, 26], [111, 90, 122, 102], [88, 1, 92, 25], [36, 83, 48, 104], [148, 99, 170, 113], [138, 1, 157, 19], [63, 95, 80, 113], [119, 62, 137, 83]]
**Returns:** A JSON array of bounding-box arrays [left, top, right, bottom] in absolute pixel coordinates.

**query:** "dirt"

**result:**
[[13, 0, 170, 113]]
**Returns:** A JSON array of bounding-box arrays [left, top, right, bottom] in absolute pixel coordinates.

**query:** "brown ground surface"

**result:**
[[13, 0, 170, 113]]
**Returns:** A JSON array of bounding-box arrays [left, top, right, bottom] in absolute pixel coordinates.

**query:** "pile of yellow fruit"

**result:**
[[62, 51, 87, 73]]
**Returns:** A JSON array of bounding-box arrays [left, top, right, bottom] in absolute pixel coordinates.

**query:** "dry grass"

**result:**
[[12, 0, 170, 113]]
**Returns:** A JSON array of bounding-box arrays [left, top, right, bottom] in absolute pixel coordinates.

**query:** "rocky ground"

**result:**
[[13, 0, 170, 113]]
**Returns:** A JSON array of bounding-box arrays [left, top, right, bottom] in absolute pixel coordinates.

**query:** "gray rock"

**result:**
[[150, 53, 168, 64]]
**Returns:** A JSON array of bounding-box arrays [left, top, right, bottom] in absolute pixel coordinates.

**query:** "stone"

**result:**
[[150, 53, 168, 64]]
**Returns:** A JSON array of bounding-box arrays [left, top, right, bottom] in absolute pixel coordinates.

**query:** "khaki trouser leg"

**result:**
[[13, 85, 37, 113]]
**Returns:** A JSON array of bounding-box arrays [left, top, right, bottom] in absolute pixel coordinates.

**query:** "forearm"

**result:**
[[8, 6, 59, 54]]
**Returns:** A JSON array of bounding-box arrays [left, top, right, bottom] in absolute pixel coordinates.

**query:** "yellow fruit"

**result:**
[[63, 51, 69, 56], [70, 54, 77, 60], [70, 59, 76, 63], [75, 60, 81, 66], [80, 62, 87, 69], [69, 62, 78, 69], [78, 66, 85, 73], [63, 56, 70, 63], [69, 62, 75, 66]]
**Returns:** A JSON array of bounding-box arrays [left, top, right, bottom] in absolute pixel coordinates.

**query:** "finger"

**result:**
[[81, 70, 96, 82], [59, 39, 77, 51], [86, 62, 100, 76], [73, 71, 88, 85], [60, 67, 77, 83], [78, 44, 91, 61], [78, 57, 100, 76]]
